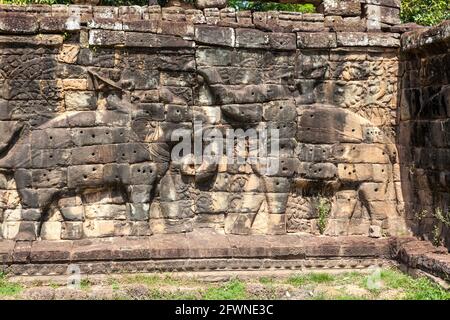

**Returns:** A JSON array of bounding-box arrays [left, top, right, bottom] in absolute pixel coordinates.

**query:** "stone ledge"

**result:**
[[4, 258, 393, 276], [401, 20, 450, 54], [2, 232, 449, 282], [0, 231, 392, 265], [0, 4, 404, 38]]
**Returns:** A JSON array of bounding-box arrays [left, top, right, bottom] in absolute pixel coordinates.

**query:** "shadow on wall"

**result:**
[[0, 42, 61, 240], [397, 23, 450, 249]]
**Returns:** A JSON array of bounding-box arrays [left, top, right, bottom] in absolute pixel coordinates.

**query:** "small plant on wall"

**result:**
[[431, 208, 450, 246], [316, 196, 331, 235]]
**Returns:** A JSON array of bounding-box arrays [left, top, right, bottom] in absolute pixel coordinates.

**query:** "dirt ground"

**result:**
[[1, 267, 449, 300]]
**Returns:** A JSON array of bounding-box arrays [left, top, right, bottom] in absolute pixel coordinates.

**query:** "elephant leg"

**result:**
[[16, 189, 44, 240], [126, 184, 152, 221], [16, 187, 59, 240]]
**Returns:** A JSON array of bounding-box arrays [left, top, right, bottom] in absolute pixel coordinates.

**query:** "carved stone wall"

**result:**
[[0, 2, 410, 241], [398, 22, 450, 248]]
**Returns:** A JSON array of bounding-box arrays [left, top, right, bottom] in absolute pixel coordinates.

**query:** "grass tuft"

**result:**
[[203, 279, 247, 300], [0, 272, 22, 297], [287, 273, 335, 286]]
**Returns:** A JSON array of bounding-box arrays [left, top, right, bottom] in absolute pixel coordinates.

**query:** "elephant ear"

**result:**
[[88, 69, 137, 114], [0, 121, 28, 159], [88, 69, 122, 92]]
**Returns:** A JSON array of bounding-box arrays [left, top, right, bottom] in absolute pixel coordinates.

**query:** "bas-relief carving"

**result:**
[[0, 41, 407, 240]]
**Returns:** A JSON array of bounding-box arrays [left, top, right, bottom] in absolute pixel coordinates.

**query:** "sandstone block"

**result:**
[[88, 30, 124, 46], [297, 32, 337, 48], [195, 25, 234, 47], [65, 91, 96, 111], [324, 16, 367, 32], [235, 28, 269, 49], [125, 32, 194, 48], [0, 13, 38, 33], [83, 220, 115, 238], [323, 0, 361, 16], [40, 221, 62, 240], [85, 204, 127, 220], [365, 4, 401, 26], [337, 32, 369, 46], [195, 0, 227, 9]]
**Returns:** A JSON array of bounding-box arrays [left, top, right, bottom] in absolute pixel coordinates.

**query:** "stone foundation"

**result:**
[[0, 231, 448, 283], [0, 2, 412, 241], [0, 2, 448, 282]]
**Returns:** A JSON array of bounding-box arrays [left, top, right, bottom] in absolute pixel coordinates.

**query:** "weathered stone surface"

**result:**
[[195, 0, 227, 9], [195, 25, 234, 47], [0, 4, 422, 248], [324, 16, 367, 32], [125, 32, 195, 48], [365, 4, 401, 26], [337, 32, 369, 46], [297, 32, 337, 48], [323, 0, 361, 17], [0, 13, 38, 33]]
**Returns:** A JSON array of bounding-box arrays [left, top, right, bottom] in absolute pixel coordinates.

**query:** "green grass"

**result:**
[[123, 274, 196, 287], [0, 273, 22, 297], [287, 273, 335, 286], [110, 279, 120, 291], [331, 294, 366, 301], [202, 279, 247, 300], [259, 277, 275, 285], [80, 279, 91, 291], [360, 268, 450, 300]]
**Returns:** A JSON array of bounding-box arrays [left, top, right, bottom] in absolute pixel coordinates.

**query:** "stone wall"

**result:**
[[0, 1, 410, 241], [398, 22, 450, 248]]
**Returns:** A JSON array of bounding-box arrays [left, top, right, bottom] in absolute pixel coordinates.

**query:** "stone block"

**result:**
[[263, 100, 295, 123], [368, 33, 400, 47], [165, 104, 192, 122], [359, 182, 396, 202], [337, 32, 369, 46], [83, 220, 115, 238], [67, 165, 104, 188], [297, 32, 337, 48], [122, 19, 159, 33], [126, 203, 149, 221], [296, 50, 329, 79], [31, 169, 67, 188], [40, 222, 62, 240], [323, 0, 361, 16], [127, 185, 153, 203], [30, 149, 70, 169], [61, 221, 84, 240], [160, 200, 194, 219], [88, 30, 124, 46], [85, 204, 127, 220], [338, 163, 391, 182], [60, 206, 84, 221], [195, 0, 227, 9], [57, 44, 80, 64], [365, 4, 401, 26], [221, 104, 263, 123], [0, 13, 38, 33], [235, 28, 269, 49], [324, 16, 367, 32], [195, 25, 234, 47], [150, 218, 193, 234], [332, 144, 392, 163], [124, 32, 194, 48], [65, 91, 96, 111]]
